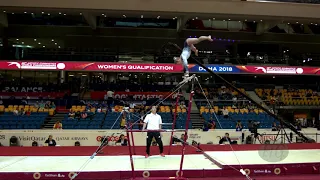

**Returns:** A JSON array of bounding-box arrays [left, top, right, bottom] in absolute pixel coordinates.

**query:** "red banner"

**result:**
[[1, 60, 320, 75], [91, 91, 177, 100], [0, 61, 183, 73]]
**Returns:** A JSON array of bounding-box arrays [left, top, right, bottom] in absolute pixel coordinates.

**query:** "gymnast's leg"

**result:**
[[154, 132, 164, 156], [186, 35, 213, 45]]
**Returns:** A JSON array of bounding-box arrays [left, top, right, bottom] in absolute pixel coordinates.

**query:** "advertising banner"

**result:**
[[91, 91, 178, 100], [1, 61, 320, 75], [0, 61, 183, 73], [189, 64, 320, 75], [0, 129, 316, 146]]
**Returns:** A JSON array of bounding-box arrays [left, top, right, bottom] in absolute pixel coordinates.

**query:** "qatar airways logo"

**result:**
[[7, 62, 66, 70], [255, 66, 304, 74]]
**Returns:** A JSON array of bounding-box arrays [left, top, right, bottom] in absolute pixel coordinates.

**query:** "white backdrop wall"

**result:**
[[0, 129, 318, 146]]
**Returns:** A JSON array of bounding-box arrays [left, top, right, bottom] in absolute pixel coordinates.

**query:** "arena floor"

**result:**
[[0, 144, 319, 179]]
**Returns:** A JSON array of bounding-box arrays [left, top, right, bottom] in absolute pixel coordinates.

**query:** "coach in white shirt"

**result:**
[[142, 106, 165, 158]]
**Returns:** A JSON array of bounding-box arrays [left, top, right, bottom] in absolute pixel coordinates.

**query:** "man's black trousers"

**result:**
[[146, 131, 164, 155]]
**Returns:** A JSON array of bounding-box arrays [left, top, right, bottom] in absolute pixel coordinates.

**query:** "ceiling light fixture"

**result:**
[[59, 12, 62, 14], [58, 46, 61, 48], [42, 12, 44, 14], [141, 15, 143, 18], [52, 39, 54, 42], [16, 39, 19, 41], [55, 43, 57, 45], [38, 42, 41, 45], [123, 15, 126, 17], [48, 13, 50, 16], [34, 39, 37, 41], [102, 14, 105, 16], [157, 16, 160, 19], [24, 12, 27, 14], [3, 11, 6, 13], [80, 13, 82, 15], [64, 14, 66, 16], [228, 19, 231, 21], [43, 45, 46, 48]]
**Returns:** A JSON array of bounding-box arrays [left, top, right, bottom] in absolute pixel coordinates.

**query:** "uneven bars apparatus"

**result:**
[[125, 76, 196, 179], [168, 42, 314, 143]]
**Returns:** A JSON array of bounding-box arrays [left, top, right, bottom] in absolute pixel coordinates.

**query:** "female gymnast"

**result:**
[[174, 35, 213, 77]]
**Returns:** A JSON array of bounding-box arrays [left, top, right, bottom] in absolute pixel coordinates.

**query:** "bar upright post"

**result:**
[[130, 121, 136, 155], [178, 90, 194, 177], [126, 128, 135, 179], [168, 93, 180, 155]]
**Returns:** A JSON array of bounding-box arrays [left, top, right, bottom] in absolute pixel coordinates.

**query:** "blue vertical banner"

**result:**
[[188, 64, 241, 73]]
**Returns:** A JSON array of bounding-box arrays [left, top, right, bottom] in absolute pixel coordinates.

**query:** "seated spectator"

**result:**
[[81, 112, 88, 119], [120, 115, 126, 129], [19, 108, 25, 116], [45, 101, 51, 109], [25, 109, 31, 116], [236, 121, 243, 131], [219, 133, 231, 144], [39, 101, 45, 109], [137, 119, 143, 130], [44, 135, 57, 146], [116, 134, 127, 146], [53, 121, 62, 129], [50, 102, 56, 109], [34, 101, 40, 109], [75, 111, 81, 120], [272, 122, 279, 131], [68, 110, 75, 119], [311, 117, 317, 128], [13, 108, 19, 116], [208, 118, 216, 129], [221, 107, 229, 118]]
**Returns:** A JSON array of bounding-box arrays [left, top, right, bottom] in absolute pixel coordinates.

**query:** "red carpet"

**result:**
[[0, 143, 320, 156]]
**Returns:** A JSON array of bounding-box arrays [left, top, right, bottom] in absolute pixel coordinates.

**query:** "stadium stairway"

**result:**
[[190, 113, 203, 129], [43, 113, 65, 129], [247, 91, 264, 105]]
